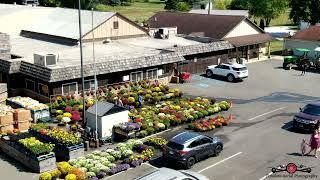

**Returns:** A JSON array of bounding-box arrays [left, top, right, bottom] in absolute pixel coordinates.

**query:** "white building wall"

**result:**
[[224, 20, 261, 38], [87, 110, 129, 138], [284, 39, 320, 59]]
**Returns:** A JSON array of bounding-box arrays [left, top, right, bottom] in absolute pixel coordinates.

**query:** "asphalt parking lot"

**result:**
[[1, 59, 320, 180]]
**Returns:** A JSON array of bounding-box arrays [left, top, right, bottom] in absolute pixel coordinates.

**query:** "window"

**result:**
[[25, 79, 35, 92], [188, 139, 202, 148], [113, 21, 119, 29], [167, 141, 184, 150], [232, 67, 247, 71], [84, 79, 96, 91], [62, 82, 78, 95], [146, 68, 158, 80], [130, 71, 143, 82], [38, 83, 49, 97], [221, 65, 230, 70], [199, 137, 212, 145]]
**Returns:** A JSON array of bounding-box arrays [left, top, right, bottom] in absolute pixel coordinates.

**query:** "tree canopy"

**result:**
[[289, 0, 320, 25], [228, 0, 288, 27]]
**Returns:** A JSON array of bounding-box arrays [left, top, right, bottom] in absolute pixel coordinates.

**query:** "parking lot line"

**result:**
[[248, 107, 286, 121], [197, 152, 242, 173], [259, 172, 273, 180]]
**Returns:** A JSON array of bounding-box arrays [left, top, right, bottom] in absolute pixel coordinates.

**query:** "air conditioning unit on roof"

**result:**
[[34, 53, 57, 66]]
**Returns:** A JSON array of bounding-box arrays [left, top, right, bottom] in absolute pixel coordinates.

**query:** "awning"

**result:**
[[224, 33, 273, 47]]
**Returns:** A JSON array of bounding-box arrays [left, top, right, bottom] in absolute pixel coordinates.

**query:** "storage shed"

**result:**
[[86, 101, 128, 138]]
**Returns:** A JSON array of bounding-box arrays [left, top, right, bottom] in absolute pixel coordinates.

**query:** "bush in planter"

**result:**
[[50, 169, 61, 179], [139, 130, 148, 137], [39, 172, 52, 180], [146, 127, 155, 135], [68, 168, 86, 180], [57, 162, 73, 175], [65, 174, 77, 180]]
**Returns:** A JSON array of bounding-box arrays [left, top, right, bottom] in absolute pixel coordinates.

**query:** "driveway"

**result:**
[[1, 59, 320, 180]]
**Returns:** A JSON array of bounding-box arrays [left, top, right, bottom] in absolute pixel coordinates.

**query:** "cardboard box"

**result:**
[[0, 124, 14, 133], [14, 109, 31, 122], [15, 121, 30, 131], [0, 112, 13, 126]]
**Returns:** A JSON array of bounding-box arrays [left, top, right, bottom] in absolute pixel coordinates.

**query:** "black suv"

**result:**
[[163, 132, 223, 169]]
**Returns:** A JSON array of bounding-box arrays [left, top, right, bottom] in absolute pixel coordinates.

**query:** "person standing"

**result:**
[[305, 129, 320, 158], [138, 95, 143, 108], [301, 63, 307, 76]]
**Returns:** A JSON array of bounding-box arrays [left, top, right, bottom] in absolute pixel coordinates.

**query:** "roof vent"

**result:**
[[34, 53, 57, 66], [173, 44, 178, 47], [154, 17, 157, 21]]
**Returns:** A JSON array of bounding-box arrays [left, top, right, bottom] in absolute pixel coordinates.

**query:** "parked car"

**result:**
[[135, 167, 209, 180], [293, 101, 320, 131], [163, 132, 223, 169], [206, 63, 248, 82]]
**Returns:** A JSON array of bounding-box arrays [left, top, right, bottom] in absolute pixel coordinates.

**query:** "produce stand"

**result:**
[[6, 97, 49, 123], [0, 139, 56, 173]]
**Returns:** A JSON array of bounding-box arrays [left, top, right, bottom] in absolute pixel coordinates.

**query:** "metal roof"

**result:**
[[0, 4, 114, 39], [23, 8, 115, 40], [86, 101, 126, 117], [189, 9, 249, 17]]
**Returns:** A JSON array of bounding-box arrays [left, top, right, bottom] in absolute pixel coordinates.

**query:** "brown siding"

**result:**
[[83, 14, 147, 40]]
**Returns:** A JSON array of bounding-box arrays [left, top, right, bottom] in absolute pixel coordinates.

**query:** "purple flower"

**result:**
[[130, 160, 143, 167], [89, 177, 99, 180]]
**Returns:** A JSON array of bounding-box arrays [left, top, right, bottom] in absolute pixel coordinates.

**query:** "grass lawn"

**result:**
[[252, 11, 294, 27], [270, 40, 284, 55], [95, 1, 165, 23]]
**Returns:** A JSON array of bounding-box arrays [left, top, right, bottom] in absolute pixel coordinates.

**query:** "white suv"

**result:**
[[206, 63, 248, 82]]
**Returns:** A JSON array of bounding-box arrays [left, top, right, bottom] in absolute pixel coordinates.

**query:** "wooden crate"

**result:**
[[54, 143, 84, 161], [15, 121, 31, 132], [13, 109, 31, 122], [0, 124, 14, 133], [0, 113, 13, 126], [0, 140, 56, 173]]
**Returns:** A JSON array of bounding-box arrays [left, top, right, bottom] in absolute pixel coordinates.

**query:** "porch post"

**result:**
[[257, 44, 260, 60], [236, 47, 239, 63], [268, 42, 271, 59], [247, 45, 249, 61]]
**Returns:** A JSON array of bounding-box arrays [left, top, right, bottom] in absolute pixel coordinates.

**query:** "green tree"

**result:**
[[227, 0, 249, 10], [248, 0, 288, 27], [288, 0, 309, 24], [214, 0, 232, 10], [289, 0, 320, 25], [164, 0, 179, 10]]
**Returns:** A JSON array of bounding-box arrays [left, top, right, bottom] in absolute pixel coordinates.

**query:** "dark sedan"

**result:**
[[163, 132, 223, 169], [293, 102, 320, 131]]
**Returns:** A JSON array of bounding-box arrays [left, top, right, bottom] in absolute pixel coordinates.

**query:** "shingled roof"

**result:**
[[6, 40, 233, 82], [146, 11, 246, 39], [225, 34, 273, 47], [290, 25, 320, 42]]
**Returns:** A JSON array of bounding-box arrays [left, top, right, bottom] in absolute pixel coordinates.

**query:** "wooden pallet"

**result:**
[[0, 140, 56, 173]]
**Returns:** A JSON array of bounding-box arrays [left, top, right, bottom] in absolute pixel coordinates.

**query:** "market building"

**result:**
[[0, 4, 234, 102], [146, 12, 273, 65], [284, 25, 320, 59]]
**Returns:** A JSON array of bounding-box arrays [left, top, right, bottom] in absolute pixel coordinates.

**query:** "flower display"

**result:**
[[46, 128, 81, 146], [39, 172, 52, 180], [18, 137, 54, 156], [109, 164, 130, 175], [145, 137, 168, 149], [50, 169, 61, 179], [65, 174, 76, 180], [63, 112, 72, 118], [57, 162, 73, 175], [114, 122, 141, 132], [188, 114, 232, 132]]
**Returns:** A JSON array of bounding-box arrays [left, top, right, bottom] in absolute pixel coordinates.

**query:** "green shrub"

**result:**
[[176, 2, 191, 12], [146, 127, 155, 135]]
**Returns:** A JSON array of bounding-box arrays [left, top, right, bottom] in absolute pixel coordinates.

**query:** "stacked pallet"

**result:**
[[0, 104, 14, 133], [13, 109, 32, 132]]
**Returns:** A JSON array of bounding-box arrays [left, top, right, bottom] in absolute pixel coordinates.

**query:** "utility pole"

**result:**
[[208, 0, 211, 15], [78, 0, 86, 126]]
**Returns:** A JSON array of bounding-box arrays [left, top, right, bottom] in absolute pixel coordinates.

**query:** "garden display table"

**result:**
[[0, 139, 56, 173]]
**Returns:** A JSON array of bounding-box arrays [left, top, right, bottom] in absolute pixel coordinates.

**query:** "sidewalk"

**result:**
[[244, 55, 283, 64]]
